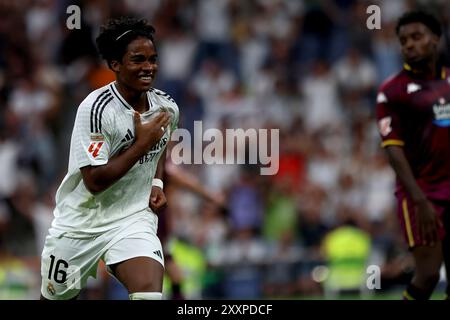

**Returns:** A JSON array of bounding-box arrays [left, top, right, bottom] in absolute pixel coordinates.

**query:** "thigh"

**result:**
[[104, 232, 165, 293], [397, 196, 446, 248], [103, 212, 165, 293], [40, 234, 102, 300], [110, 256, 164, 293]]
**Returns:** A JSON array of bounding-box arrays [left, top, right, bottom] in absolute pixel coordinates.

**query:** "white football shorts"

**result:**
[[40, 209, 164, 300]]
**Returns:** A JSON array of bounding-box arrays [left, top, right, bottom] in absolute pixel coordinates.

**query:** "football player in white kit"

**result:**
[[40, 17, 179, 300]]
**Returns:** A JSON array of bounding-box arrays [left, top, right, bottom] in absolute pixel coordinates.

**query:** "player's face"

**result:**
[[114, 36, 158, 92], [398, 22, 439, 66]]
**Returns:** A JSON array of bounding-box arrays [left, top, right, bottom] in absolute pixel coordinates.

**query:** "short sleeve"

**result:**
[[375, 89, 404, 148], [72, 96, 114, 168]]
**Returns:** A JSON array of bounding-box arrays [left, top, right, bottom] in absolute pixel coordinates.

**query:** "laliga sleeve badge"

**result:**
[[88, 142, 104, 158]]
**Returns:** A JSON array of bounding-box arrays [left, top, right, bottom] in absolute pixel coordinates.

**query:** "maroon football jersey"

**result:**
[[376, 64, 450, 200]]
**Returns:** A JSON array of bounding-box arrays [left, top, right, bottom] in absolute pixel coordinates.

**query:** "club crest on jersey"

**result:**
[[407, 83, 421, 94], [161, 105, 175, 117], [47, 282, 56, 296], [378, 116, 392, 136], [88, 141, 104, 158], [433, 98, 450, 127]]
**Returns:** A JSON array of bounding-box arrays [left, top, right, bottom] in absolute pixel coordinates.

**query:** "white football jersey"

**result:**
[[49, 82, 179, 237]]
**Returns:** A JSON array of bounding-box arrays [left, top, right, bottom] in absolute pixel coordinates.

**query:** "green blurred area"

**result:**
[[270, 290, 446, 300]]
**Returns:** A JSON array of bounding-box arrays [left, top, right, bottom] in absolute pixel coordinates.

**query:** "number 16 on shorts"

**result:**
[[47, 255, 81, 290]]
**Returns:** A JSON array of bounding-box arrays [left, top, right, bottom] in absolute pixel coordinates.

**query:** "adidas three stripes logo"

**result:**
[[153, 250, 162, 259], [121, 129, 134, 143]]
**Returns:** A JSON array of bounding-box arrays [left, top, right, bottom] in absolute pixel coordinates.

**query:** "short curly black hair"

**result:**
[[96, 17, 156, 69], [396, 10, 442, 37]]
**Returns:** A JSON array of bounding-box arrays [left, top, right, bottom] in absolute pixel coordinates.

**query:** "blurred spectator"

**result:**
[[157, 17, 197, 103], [0, 128, 19, 200], [372, 22, 403, 85], [228, 167, 264, 232], [263, 230, 303, 297], [299, 60, 342, 134], [212, 228, 266, 299], [321, 214, 371, 298], [31, 188, 55, 255], [334, 47, 377, 103], [262, 176, 298, 243], [363, 153, 396, 223]]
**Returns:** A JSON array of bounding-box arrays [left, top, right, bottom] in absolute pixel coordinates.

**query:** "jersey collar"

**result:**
[[109, 82, 132, 110], [403, 63, 446, 79], [110, 82, 156, 113]]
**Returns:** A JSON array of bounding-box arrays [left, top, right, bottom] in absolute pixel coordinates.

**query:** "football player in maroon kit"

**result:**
[[376, 10, 450, 300]]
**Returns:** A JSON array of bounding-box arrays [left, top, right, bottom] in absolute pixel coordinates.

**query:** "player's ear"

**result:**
[[110, 60, 121, 73], [430, 32, 440, 46]]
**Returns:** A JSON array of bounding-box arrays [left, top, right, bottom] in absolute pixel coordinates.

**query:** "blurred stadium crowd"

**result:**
[[1, 0, 450, 299]]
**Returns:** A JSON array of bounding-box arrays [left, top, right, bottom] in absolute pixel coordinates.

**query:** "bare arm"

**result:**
[[154, 148, 166, 181], [166, 162, 225, 206], [149, 148, 168, 212], [384, 145, 427, 203], [81, 112, 171, 194], [385, 145, 441, 245]]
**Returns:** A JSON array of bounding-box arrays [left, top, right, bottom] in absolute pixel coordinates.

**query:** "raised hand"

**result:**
[[133, 111, 171, 151]]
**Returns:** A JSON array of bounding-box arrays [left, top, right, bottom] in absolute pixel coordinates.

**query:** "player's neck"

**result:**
[[424, 58, 438, 79], [114, 82, 149, 113], [404, 56, 439, 80]]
